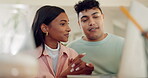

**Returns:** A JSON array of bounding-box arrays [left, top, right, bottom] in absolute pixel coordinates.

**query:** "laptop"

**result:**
[[67, 75, 116, 78]]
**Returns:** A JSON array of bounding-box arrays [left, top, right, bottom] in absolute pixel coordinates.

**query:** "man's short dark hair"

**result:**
[[74, 0, 103, 16]]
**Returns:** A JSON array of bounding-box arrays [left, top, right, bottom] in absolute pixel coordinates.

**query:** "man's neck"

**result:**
[[83, 33, 108, 42]]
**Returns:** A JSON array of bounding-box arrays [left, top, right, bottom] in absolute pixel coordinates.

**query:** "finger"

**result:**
[[71, 58, 82, 68], [70, 68, 74, 72], [86, 63, 94, 68], [70, 62, 85, 73], [70, 53, 86, 67], [70, 63, 94, 75], [85, 63, 94, 75], [69, 62, 92, 75], [70, 67, 86, 75], [86, 63, 94, 71], [68, 58, 74, 66], [73, 53, 86, 62], [75, 61, 86, 71]]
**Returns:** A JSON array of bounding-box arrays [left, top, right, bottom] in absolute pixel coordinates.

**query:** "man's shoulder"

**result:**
[[109, 33, 124, 41], [108, 34, 125, 48]]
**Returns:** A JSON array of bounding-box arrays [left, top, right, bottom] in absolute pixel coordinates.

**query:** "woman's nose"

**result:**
[[66, 26, 71, 32]]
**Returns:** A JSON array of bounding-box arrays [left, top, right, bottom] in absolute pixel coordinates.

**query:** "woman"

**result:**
[[32, 5, 94, 78]]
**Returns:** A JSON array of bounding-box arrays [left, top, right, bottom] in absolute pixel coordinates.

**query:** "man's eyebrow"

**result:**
[[92, 12, 99, 15], [80, 12, 100, 19], [81, 16, 88, 19]]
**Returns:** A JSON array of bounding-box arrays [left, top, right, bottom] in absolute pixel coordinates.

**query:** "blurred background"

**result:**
[[0, 0, 148, 78], [0, 0, 148, 43]]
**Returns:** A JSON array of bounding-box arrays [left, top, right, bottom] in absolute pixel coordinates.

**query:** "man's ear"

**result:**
[[78, 21, 81, 29], [40, 24, 48, 33]]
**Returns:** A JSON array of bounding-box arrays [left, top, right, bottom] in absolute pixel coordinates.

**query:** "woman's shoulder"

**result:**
[[60, 44, 78, 57]]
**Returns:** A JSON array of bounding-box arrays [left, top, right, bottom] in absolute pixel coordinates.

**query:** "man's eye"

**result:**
[[82, 19, 87, 22], [60, 23, 65, 25], [93, 16, 99, 18]]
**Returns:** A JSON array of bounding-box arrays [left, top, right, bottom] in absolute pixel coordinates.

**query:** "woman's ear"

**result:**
[[102, 14, 104, 19], [41, 24, 48, 33]]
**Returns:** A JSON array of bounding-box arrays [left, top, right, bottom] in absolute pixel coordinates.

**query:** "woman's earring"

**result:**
[[46, 32, 48, 36]]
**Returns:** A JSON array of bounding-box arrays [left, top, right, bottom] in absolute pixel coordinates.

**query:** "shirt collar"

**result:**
[[59, 44, 69, 57], [36, 43, 69, 58], [45, 43, 60, 52]]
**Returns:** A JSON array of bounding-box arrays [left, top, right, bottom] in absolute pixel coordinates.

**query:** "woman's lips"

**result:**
[[64, 34, 69, 37]]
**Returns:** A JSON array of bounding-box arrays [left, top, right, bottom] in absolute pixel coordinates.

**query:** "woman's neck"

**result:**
[[45, 37, 59, 49]]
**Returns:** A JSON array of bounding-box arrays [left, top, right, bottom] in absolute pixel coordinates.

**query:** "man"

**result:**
[[67, 0, 124, 75]]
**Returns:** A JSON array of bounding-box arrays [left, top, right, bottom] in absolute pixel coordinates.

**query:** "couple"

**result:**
[[32, 0, 124, 78]]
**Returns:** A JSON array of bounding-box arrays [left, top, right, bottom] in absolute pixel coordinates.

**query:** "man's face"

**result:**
[[78, 8, 105, 41]]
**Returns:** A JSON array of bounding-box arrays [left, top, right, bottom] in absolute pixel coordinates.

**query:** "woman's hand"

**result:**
[[60, 53, 94, 77]]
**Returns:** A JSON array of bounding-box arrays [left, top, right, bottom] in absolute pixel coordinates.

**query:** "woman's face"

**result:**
[[46, 12, 71, 42]]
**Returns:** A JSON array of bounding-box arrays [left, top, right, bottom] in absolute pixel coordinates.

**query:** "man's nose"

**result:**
[[89, 18, 95, 26]]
